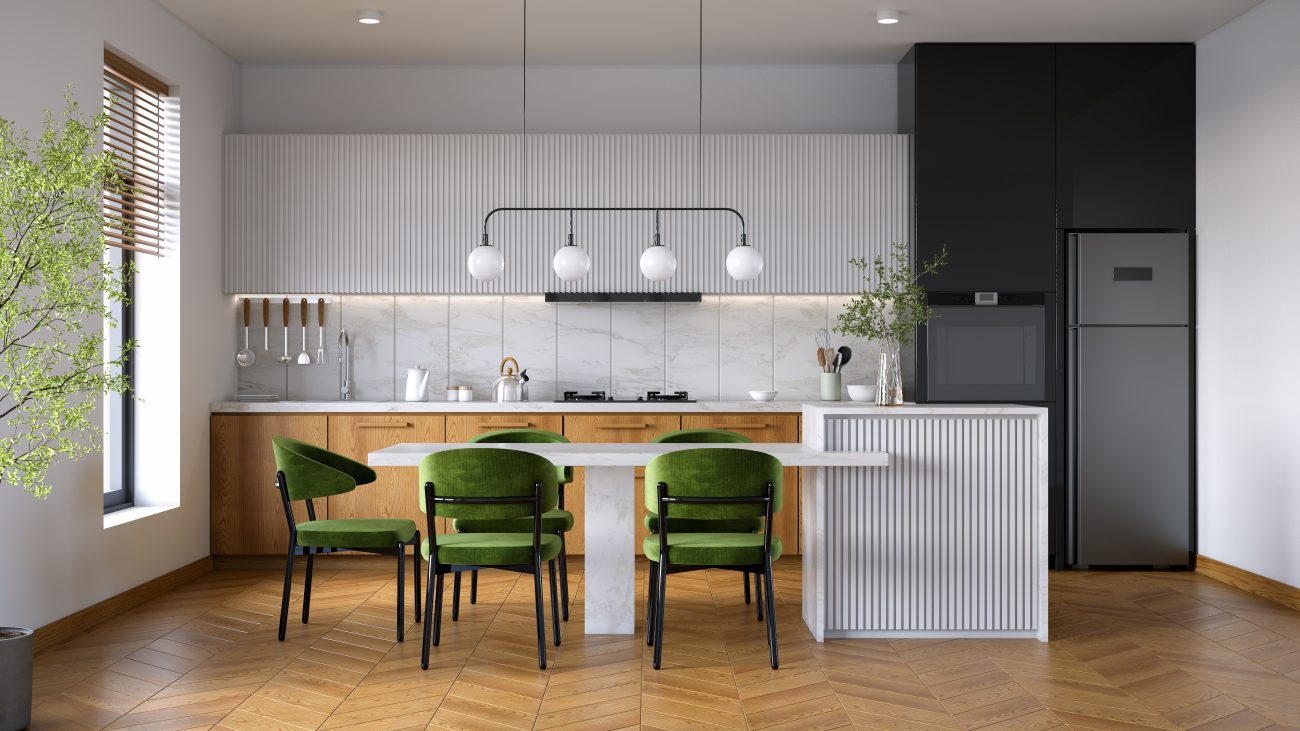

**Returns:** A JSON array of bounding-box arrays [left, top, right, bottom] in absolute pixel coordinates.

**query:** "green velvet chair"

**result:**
[[456, 429, 574, 621], [272, 437, 421, 642], [650, 429, 766, 616], [644, 447, 782, 670], [419, 448, 562, 670]]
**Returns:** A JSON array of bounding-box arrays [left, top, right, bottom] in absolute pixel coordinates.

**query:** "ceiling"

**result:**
[[157, 0, 1261, 66]]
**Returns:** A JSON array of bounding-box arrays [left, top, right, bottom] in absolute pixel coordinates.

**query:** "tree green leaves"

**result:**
[[834, 242, 947, 348], [0, 95, 135, 498]]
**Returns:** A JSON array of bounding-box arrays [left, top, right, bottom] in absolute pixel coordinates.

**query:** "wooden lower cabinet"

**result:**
[[562, 414, 681, 555], [210, 414, 328, 555], [209, 410, 803, 557], [326, 415, 445, 539], [682, 414, 801, 555], [445, 414, 563, 442]]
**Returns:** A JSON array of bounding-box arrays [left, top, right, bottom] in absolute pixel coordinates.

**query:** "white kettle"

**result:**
[[404, 366, 430, 402]]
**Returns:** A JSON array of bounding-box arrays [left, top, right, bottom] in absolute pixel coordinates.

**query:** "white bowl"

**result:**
[[846, 384, 874, 402], [748, 390, 778, 402]]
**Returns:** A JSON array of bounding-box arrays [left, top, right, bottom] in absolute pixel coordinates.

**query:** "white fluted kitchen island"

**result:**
[[801, 404, 1050, 642]]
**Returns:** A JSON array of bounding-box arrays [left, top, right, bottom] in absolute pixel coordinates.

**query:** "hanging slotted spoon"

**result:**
[[236, 298, 255, 367], [296, 298, 312, 364]]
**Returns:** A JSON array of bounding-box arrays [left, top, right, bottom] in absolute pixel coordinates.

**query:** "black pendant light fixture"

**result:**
[[468, 0, 761, 284]]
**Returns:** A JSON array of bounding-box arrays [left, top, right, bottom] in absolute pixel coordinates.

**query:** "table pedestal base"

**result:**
[[581, 466, 636, 634]]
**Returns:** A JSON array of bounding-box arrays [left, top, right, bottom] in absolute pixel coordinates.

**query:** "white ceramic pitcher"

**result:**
[[404, 366, 430, 402]]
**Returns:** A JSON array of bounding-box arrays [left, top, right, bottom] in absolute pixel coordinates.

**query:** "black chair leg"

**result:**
[[470, 569, 478, 604], [652, 559, 668, 669], [432, 573, 445, 647], [451, 571, 462, 621], [278, 543, 294, 641], [548, 559, 561, 646], [413, 535, 422, 623], [558, 533, 570, 621], [532, 556, 547, 669], [420, 563, 436, 669], [743, 570, 751, 605], [764, 559, 779, 669], [396, 545, 406, 642], [755, 571, 764, 621], [645, 561, 657, 647], [301, 546, 314, 624]]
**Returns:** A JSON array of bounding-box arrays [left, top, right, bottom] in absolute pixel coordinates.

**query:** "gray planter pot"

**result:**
[[0, 628, 32, 731]]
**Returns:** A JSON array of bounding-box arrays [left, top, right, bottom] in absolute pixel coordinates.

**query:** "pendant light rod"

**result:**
[[481, 206, 747, 243]]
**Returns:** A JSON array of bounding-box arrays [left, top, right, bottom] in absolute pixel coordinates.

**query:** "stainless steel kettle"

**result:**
[[492, 356, 524, 402]]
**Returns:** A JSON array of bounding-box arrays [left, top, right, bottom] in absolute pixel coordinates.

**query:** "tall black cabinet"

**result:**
[[900, 43, 1196, 568], [899, 45, 1056, 292], [1056, 45, 1196, 230]]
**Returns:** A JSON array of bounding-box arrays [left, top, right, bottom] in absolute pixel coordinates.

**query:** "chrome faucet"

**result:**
[[338, 329, 351, 400]]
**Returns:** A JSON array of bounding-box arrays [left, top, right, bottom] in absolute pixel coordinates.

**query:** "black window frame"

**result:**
[[103, 248, 135, 513]]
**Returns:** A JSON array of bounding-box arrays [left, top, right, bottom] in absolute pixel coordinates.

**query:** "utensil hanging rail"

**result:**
[[480, 206, 748, 244]]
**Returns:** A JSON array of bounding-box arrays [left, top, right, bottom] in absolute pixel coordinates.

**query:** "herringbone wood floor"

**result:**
[[28, 559, 1300, 730]]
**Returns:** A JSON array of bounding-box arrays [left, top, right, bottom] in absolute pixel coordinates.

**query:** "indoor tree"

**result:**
[[0, 96, 135, 498]]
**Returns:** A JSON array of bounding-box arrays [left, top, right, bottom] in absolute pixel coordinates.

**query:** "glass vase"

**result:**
[[876, 345, 904, 406]]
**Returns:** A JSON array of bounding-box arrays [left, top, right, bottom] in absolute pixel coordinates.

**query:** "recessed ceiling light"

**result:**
[[357, 10, 384, 25], [876, 9, 900, 24]]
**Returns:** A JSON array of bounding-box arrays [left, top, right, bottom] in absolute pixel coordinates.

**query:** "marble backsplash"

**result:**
[[234, 296, 916, 403]]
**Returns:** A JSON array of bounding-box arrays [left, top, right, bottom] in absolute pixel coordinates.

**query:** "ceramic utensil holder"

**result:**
[[820, 372, 842, 401]]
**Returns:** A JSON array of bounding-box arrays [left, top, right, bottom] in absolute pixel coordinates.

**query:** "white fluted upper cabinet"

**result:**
[[223, 134, 911, 295]]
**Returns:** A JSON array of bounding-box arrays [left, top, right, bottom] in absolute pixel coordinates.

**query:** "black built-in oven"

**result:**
[[917, 292, 1055, 403]]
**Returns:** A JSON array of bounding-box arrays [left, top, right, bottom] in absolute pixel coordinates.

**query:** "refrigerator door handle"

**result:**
[[1066, 326, 1078, 565], [1067, 233, 1080, 326]]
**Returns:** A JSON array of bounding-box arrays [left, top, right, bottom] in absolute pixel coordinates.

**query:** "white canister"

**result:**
[[458, 386, 473, 402], [446, 386, 459, 402]]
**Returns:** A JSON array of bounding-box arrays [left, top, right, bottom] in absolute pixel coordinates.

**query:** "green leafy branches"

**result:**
[[0, 95, 135, 497], [834, 241, 947, 348]]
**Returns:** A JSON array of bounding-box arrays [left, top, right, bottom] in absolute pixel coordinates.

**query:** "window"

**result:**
[[102, 50, 168, 512]]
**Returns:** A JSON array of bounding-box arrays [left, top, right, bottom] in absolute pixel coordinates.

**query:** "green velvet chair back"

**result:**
[[419, 448, 558, 520], [470, 428, 573, 484], [653, 428, 753, 444], [644, 448, 782, 520], [272, 437, 376, 501]]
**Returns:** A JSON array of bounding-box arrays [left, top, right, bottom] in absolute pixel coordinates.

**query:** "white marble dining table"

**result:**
[[368, 441, 889, 635]]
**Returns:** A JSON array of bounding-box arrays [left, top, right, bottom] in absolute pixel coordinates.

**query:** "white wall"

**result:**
[[1197, 0, 1300, 588], [0, 0, 238, 628], [240, 63, 897, 133]]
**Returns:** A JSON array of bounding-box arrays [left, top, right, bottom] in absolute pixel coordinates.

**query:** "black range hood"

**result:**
[[544, 292, 702, 303]]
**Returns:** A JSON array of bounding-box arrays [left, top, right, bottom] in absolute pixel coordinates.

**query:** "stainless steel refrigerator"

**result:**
[[1068, 232, 1192, 568]]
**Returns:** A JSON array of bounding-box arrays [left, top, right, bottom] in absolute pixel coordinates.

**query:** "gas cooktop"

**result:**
[[556, 390, 695, 403]]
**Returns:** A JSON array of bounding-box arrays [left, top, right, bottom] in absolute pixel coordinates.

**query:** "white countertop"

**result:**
[[211, 399, 809, 413], [804, 403, 1050, 416], [210, 400, 1051, 415], [368, 441, 890, 468]]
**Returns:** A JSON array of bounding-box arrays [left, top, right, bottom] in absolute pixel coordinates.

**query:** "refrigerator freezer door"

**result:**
[[1073, 326, 1190, 566], [1071, 233, 1189, 325]]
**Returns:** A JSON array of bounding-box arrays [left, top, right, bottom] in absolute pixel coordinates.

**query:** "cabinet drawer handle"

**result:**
[[595, 422, 653, 429], [481, 420, 533, 428], [357, 421, 411, 429], [719, 423, 770, 429]]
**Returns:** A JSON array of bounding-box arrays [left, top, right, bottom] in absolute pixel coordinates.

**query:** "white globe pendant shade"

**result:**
[[726, 244, 763, 281], [639, 245, 677, 282], [552, 245, 591, 281], [467, 245, 504, 281]]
